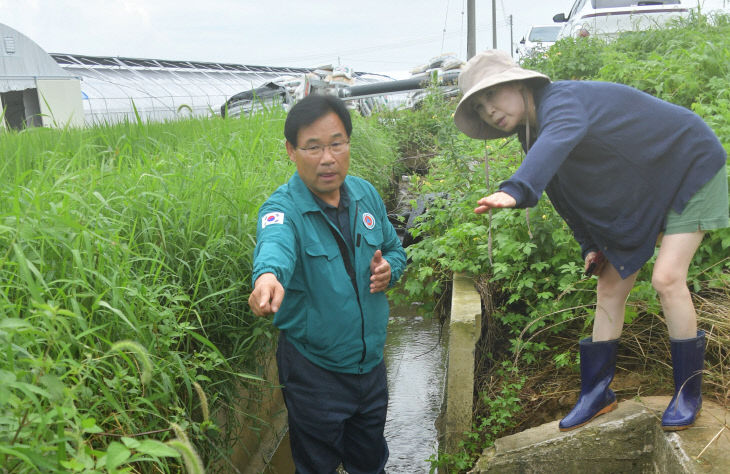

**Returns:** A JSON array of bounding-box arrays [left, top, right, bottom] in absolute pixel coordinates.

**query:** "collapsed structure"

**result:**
[[1, 21, 463, 130]]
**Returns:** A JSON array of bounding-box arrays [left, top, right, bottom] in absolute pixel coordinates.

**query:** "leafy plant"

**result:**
[[520, 36, 609, 80], [408, 13, 730, 472]]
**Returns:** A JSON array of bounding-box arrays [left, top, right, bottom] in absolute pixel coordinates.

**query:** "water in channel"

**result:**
[[265, 303, 447, 473], [384, 303, 448, 473]]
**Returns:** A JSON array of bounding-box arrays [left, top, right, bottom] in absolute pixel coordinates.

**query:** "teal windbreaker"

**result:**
[[252, 172, 407, 374]]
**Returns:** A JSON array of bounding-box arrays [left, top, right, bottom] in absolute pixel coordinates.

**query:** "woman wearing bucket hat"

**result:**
[[454, 50, 728, 432]]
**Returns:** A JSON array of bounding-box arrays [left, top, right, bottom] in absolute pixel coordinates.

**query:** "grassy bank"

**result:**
[[0, 108, 399, 472]]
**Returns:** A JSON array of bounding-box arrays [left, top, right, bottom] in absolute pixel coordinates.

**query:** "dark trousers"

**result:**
[[276, 332, 389, 474]]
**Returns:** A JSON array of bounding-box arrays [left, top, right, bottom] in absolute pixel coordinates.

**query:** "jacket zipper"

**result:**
[[324, 203, 367, 364], [353, 202, 366, 364]]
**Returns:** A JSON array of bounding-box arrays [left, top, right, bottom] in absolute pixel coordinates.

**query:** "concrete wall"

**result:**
[[217, 349, 288, 474], [440, 272, 482, 453]]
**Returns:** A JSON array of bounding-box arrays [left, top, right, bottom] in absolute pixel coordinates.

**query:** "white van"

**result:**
[[516, 25, 563, 58], [552, 0, 690, 39]]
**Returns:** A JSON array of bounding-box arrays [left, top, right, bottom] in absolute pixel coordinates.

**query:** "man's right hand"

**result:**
[[248, 273, 285, 317]]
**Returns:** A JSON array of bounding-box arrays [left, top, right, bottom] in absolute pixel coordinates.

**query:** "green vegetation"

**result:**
[[394, 15, 730, 472], [0, 108, 400, 472], [2, 13, 730, 474]]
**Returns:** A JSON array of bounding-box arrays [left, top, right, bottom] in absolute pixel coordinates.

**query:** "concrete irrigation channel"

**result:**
[[228, 272, 482, 473], [230, 272, 729, 473]]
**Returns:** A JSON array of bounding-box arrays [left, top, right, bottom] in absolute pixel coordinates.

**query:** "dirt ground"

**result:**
[[471, 281, 730, 438]]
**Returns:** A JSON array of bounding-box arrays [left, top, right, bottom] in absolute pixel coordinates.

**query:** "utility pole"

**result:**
[[509, 15, 514, 57], [492, 0, 497, 48], [467, 0, 475, 60]]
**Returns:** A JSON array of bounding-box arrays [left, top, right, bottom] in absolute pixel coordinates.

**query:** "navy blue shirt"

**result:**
[[500, 81, 727, 278], [313, 185, 355, 252], [313, 186, 358, 290]]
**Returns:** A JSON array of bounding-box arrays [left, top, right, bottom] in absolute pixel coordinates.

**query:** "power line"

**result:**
[[267, 34, 447, 63], [499, 0, 510, 25], [441, 0, 451, 54], [267, 26, 492, 65], [460, 0, 466, 59]]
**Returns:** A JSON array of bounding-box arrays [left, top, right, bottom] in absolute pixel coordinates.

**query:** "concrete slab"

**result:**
[[638, 396, 730, 473], [472, 400, 656, 474], [470, 396, 730, 474]]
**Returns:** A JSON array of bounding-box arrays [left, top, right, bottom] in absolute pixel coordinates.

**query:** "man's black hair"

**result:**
[[284, 94, 352, 147]]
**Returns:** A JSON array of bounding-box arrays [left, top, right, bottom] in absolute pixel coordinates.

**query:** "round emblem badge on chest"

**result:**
[[362, 212, 375, 229]]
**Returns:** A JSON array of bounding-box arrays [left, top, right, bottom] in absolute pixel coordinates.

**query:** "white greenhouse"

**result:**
[[52, 52, 315, 125], [1, 22, 84, 129], [1, 22, 395, 129]]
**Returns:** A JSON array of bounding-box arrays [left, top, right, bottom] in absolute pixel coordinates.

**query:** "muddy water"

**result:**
[[384, 304, 447, 473], [265, 304, 447, 473]]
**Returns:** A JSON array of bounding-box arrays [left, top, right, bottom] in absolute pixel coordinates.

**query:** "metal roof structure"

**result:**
[[1, 20, 408, 128], [51, 53, 318, 124], [1, 22, 83, 129], [0, 22, 77, 92]]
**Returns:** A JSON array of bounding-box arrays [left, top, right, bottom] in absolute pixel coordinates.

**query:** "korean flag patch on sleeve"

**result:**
[[262, 212, 285, 228]]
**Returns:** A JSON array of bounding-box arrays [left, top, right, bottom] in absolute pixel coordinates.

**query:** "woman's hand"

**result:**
[[474, 191, 517, 214], [584, 251, 606, 277]]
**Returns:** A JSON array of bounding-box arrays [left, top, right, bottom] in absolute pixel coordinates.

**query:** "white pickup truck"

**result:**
[[552, 0, 698, 40]]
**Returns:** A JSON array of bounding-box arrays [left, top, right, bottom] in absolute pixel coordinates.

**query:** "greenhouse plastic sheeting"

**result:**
[[52, 53, 313, 124]]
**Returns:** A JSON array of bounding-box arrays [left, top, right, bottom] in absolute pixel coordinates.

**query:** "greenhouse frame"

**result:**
[[51, 53, 315, 125], [3, 20, 453, 130], [2, 21, 395, 129]]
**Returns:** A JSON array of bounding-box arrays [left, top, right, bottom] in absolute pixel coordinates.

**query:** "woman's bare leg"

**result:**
[[593, 264, 638, 341], [652, 232, 705, 339]]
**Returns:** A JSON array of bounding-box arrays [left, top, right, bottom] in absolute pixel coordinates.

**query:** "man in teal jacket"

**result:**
[[248, 94, 406, 474]]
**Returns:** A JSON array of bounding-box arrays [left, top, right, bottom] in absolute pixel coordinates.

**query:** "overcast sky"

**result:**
[[2, 1, 576, 76]]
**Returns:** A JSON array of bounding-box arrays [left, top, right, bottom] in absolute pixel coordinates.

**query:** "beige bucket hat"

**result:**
[[454, 50, 550, 139]]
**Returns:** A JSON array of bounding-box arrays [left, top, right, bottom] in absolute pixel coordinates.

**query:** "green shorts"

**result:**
[[665, 166, 729, 235]]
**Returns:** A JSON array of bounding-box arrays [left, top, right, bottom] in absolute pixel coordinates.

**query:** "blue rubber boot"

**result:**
[[559, 337, 619, 432], [662, 330, 706, 431]]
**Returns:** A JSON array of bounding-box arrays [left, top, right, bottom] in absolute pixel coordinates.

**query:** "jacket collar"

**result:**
[[288, 172, 365, 213]]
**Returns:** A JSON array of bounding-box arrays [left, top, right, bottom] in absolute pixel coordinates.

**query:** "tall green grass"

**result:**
[[0, 106, 399, 472]]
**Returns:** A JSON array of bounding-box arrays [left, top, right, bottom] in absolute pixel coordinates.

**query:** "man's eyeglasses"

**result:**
[[298, 140, 350, 158]]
